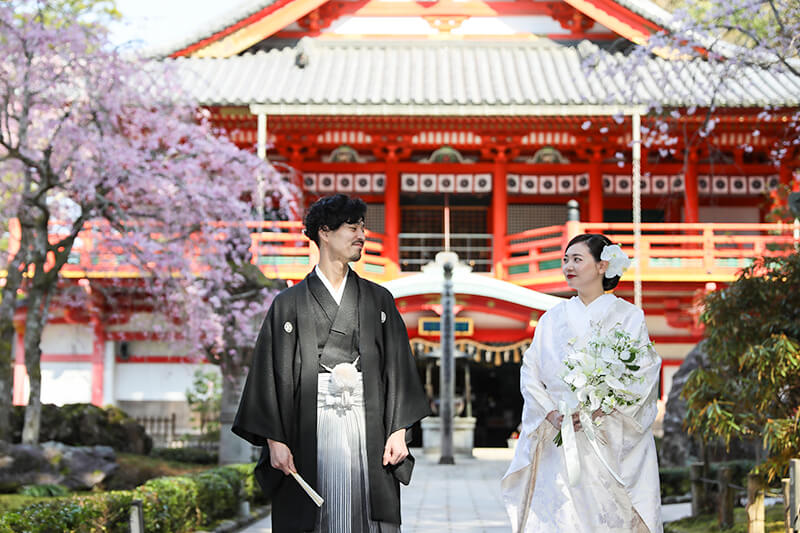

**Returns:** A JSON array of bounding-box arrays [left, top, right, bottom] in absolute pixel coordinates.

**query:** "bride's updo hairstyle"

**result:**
[[565, 233, 620, 291]]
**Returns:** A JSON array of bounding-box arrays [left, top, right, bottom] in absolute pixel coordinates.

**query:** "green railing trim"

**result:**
[[538, 259, 561, 271], [258, 256, 310, 266], [508, 265, 529, 275], [364, 263, 385, 274]]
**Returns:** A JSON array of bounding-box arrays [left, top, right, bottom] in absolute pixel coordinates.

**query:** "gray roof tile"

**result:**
[[168, 38, 800, 115]]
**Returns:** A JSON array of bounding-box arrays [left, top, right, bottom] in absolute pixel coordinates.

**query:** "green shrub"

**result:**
[[660, 466, 691, 498], [227, 463, 268, 505], [18, 484, 70, 498], [192, 469, 238, 522], [149, 447, 218, 465], [0, 463, 265, 533], [0, 492, 133, 533], [136, 476, 200, 532]]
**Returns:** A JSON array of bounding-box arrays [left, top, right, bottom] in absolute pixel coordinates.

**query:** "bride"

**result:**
[[501, 233, 663, 532]]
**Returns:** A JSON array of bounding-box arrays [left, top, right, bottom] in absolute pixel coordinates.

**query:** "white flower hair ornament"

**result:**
[[600, 244, 631, 279]]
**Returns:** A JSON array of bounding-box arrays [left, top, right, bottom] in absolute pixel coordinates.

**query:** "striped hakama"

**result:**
[[315, 373, 400, 533]]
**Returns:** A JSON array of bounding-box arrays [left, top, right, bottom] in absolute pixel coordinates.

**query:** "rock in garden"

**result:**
[[41, 441, 119, 490], [0, 441, 118, 492]]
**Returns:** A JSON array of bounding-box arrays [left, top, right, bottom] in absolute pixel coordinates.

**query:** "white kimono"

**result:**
[[501, 294, 663, 533]]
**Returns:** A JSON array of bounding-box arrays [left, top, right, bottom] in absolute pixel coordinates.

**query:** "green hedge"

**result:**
[[149, 447, 219, 465], [0, 464, 265, 533]]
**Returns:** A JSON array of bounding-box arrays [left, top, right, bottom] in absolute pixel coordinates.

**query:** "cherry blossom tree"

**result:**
[[0, 1, 296, 444], [580, 0, 800, 476], [580, 0, 799, 214]]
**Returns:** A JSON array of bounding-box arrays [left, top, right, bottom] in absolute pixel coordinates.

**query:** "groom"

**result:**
[[232, 194, 431, 532]]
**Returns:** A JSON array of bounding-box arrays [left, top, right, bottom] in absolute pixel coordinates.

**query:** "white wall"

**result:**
[[40, 323, 93, 354], [40, 362, 92, 405], [115, 362, 219, 402]]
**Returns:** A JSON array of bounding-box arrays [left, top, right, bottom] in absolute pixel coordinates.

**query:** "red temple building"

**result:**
[[10, 0, 799, 445]]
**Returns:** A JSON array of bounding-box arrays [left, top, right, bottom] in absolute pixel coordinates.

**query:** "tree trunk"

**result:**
[[21, 287, 48, 445], [0, 308, 18, 443], [218, 367, 251, 465], [0, 252, 26, 442]]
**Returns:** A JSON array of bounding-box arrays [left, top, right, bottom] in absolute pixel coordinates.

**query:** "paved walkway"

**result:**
[[237, 448, 691, 532]]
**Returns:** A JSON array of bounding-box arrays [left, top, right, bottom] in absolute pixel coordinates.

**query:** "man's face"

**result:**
[[320, 220, 366, 263]]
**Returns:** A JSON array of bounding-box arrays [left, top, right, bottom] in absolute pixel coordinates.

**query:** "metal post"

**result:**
[[790, 459, 800, 532], [566, 199, 580, 222], [632, 112, 642, 309], [439, 262, 455, 464], [565, 199, 581, 250], [129, 500, 144, 533]]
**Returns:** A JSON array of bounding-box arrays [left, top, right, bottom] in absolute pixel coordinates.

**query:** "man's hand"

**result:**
[[267, 438, 296, 475], [382, 428, 408, 466]]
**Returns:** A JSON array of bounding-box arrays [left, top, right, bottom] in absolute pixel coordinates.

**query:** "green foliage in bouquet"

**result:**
[[683, 253, 800, 481]]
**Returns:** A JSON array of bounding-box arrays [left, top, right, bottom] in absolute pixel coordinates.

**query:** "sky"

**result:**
[[108, 0, 238, 50]]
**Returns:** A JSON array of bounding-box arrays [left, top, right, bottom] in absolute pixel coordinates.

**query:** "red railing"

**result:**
[[4, 220, 796, 288], [2, 220, 397, 284], [246, 221, 397, 282], [500, 222, 798, 288]]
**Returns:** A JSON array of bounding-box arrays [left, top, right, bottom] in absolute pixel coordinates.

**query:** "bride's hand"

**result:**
[[574, 409, 606, 431], [546, 410, 563, 429], [571, 412, 582, 431]]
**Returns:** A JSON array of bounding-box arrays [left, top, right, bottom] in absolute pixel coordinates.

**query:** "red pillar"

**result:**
[[684, 150, 699, 223], [13, 329, 26, 406], [91, 318, 105, 406], [588, 151, 604, 222], [383, 156, 400, 268], [492, 155, 508, 275]]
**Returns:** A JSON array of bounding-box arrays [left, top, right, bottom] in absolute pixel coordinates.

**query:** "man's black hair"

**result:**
[[303, 194, 367, 246]]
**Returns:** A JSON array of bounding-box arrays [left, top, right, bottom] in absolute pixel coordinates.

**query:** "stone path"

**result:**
[[235, 447, 691, 532]]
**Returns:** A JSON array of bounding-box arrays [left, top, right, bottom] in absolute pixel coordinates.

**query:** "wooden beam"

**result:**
[[190, 0, 330, 58], [562, 0, 661, 44]]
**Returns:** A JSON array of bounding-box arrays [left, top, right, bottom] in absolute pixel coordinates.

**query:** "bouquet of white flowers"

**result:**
[[554, 322, 653, 486], [554, 322, 652, 447]]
